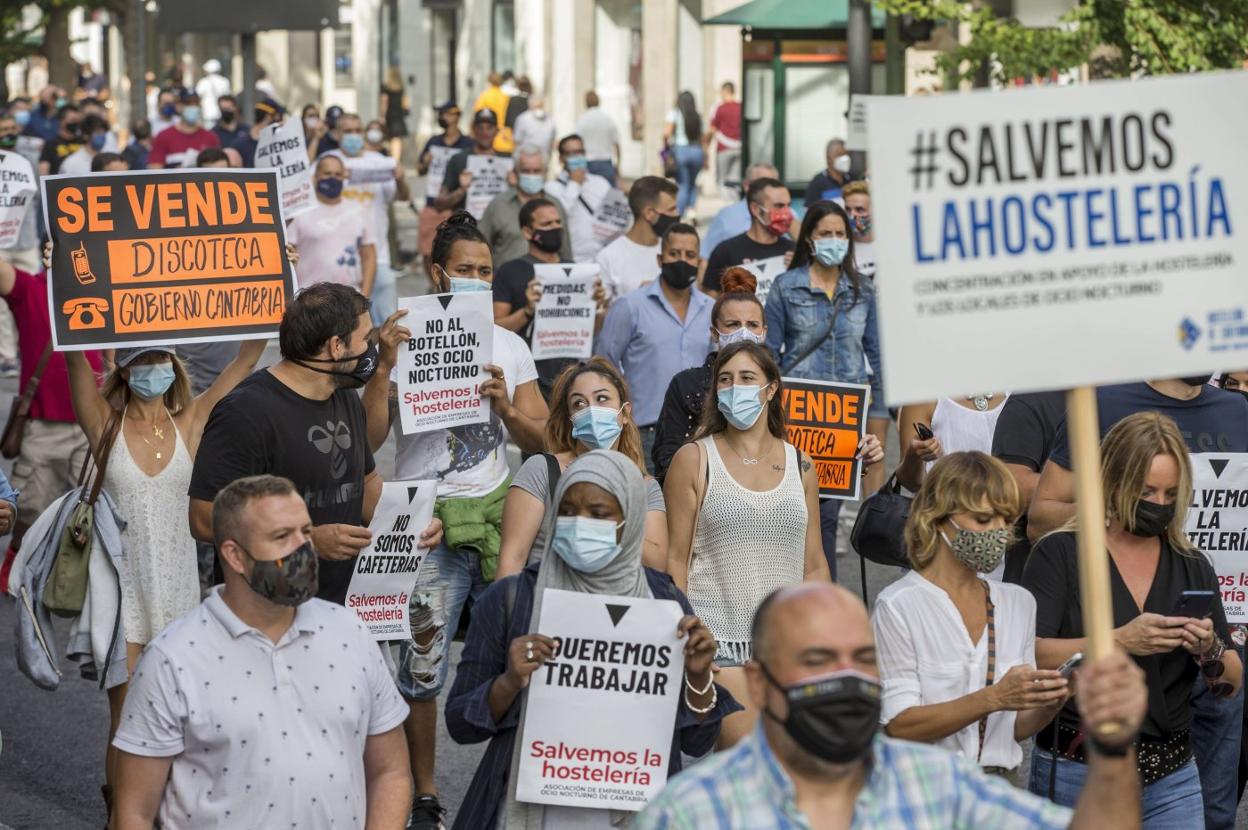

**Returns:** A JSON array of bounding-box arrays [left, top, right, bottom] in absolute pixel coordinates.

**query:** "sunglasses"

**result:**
[[1200, 659, 1235, 699]]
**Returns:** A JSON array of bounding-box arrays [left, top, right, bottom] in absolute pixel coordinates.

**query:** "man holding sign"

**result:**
[[416, 102, 472, 278]]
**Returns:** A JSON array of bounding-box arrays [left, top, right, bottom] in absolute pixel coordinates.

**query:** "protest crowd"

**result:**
[[4, 58, 1248, 830]]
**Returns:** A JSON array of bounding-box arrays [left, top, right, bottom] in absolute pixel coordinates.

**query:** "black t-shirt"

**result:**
[[1022, 531, 1229, 738], [188, 369, 376, 604], [493, 254, 575, 395], [40, 136, 82, 174], [703, 232, 794, 293], [991, 391, 1066, 583]]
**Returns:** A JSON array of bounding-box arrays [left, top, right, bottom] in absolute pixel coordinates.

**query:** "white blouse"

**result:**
[[871, 570, 1038, 770]]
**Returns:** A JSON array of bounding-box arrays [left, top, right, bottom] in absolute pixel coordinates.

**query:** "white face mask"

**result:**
[[716, 327, 764, 346], [366, 128, 385, 145], [833, 154, 852, 174]]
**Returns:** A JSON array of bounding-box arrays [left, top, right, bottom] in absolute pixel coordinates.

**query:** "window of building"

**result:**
[[334, 0, 353, 89], [492, 0, 515, 72]]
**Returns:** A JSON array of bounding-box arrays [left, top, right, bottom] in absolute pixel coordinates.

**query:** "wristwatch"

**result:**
[[1201, 635, 1227, 664]]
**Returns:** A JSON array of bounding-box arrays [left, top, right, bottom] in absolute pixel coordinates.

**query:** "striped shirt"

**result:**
[[634, 724, 1073, 829]]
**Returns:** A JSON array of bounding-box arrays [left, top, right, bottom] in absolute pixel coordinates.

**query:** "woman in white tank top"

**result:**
[[896, 394, 1011, 491], [664, 341, 826, 747]]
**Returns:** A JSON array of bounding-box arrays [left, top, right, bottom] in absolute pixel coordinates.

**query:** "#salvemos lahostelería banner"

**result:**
[[41, 168, 294, 350]]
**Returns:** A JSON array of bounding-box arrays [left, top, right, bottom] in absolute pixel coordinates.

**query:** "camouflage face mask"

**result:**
[[242, 541, 319, 606], [939, 521, 1011, 574]]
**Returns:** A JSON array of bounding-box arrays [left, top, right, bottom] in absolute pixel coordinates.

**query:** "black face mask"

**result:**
[[758, 663, 881, 765], [659, 260, 697, 290], [530, 227, 563, 254], [293, 341, 379, 389], [219, 110, 236, 125], [1131, 499, 1175, 538], [650, 211, 678, 239], [1178, 375, 1211, 388]]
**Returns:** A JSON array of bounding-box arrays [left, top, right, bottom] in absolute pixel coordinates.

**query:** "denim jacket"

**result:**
[[764, 265, 882, 402]]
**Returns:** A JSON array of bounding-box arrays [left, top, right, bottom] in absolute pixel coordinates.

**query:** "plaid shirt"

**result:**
[[635, 724, 1074, 830]]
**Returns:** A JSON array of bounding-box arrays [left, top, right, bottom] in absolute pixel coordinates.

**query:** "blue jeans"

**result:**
[[819, 498, 840, 581], [638, 425, 657, 476], [1190, 641, 1246, 830], [1029, 748, 1202, 829], [587, 159, 617, 187], [395, 542, 490, 700], [673, 145, 704, 217]]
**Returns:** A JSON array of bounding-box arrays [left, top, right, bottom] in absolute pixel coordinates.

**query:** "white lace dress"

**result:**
[[105, 415, 199, 644]]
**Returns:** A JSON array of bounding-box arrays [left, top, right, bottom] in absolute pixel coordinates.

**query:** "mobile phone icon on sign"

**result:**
[[71, 241, 96, 285]]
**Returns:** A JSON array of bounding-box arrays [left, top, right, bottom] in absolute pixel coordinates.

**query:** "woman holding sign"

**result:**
[[1023, 412, 1240, 825], [446, 450, 737, 829], [497, 357, 668, 579]]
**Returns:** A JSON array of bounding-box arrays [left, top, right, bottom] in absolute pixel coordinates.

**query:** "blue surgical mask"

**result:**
[[450, 276, 491, 293], [517, 173, 545, 195], [180, 106, 202, 126], [551, 516, 624, 574], [14, 110, 30, 128], [566, 155, 588, 172], [812, 237, 849, 267], [316, 177, 344, 199], [717, 327, 764, 347], [127, 363, 176, 400], [89, 133, 107, 151], [341, 133, 365, 155], [160, 103, 177, 119], [717, 384, 766, 430], [571, 406, 623, 450]]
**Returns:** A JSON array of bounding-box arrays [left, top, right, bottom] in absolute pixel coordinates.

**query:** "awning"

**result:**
[[704, 0, 887, 30]]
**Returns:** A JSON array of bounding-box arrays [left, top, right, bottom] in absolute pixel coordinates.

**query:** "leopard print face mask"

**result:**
[[940, 520, 1011, 574]]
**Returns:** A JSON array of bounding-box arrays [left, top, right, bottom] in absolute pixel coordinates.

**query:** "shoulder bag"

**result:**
[[850, 473, 914, 571], [1, 343, 54, 459]]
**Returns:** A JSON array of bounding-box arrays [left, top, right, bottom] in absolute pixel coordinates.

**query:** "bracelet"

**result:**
[[684, 671, 714, 696], [684, 682, 717, 715]]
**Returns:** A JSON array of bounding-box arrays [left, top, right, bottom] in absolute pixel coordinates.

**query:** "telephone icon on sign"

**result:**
[[70, 241, 97, 285], [63, 298, 109, 330]]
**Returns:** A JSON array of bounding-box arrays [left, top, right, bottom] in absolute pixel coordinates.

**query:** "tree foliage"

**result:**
[[881, 0, 1248, 85]]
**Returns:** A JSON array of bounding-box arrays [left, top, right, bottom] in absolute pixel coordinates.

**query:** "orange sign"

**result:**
[[781, 378, 870, 500]]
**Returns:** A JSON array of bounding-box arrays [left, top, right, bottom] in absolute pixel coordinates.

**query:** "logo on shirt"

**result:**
[[308, 420, 353, 479]]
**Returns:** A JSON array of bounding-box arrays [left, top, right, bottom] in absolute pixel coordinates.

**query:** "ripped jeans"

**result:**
[[394, 542, 490, 700]]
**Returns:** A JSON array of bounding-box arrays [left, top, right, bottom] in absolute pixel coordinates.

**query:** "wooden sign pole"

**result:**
[[1066, 386, 1120, 736]]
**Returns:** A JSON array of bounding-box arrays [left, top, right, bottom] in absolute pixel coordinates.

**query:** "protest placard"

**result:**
[[395, 292, 494, 434], [342, 153, 398, 185], [742, 254, 787, 306], [255, 118, 313, 218], [1185, 453, 1248, 623], [515, 589, 684, 811], [425, 145, 460, 201], [866, 72, 1248, 406], [41, 168, 294, 350], [531, 263, 598, 360], [583, 178, 631, 245], [846, 95, 882, 153], [0, 150, 36, 249], [466, 155, 512, 218], [345, 480, 437, 640], [781, 378, 869, 500]]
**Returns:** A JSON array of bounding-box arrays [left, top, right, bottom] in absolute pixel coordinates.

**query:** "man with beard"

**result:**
[[187, 282, 443, 604], [636, 583, 1147, 829]]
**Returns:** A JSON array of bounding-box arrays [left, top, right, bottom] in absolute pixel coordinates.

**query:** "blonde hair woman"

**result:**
[[873, 452, 1068, 777], [1022, 411, 1240, 824]]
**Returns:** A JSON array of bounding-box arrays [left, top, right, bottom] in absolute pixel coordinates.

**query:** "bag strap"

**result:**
[[782, 293, 843, 374], [541, 453, 561, 503], [976, 580, 997, 762], [16, 343, 54, 408], [78, 413, 122, 506]]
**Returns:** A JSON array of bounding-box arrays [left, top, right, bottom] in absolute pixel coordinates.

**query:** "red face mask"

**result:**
[[759, 205, 793, 236]]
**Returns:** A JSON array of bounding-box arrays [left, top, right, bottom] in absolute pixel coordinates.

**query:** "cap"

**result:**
[[436, 100, 460, 115], [472, 109, 498, 126], [115, 345, 176, 368], [255, 97, 285, 118], [202, 59, 222, 75]]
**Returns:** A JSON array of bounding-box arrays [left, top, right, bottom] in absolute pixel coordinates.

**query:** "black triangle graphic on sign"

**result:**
[[562, 265, 575, 278], [407, 486, 420, 504], [1211, 458, 1230, 479], [437, 294, 455, 311], [605, 604, 630, 627]]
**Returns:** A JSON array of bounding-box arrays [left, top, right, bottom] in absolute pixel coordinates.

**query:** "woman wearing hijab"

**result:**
[[446, 450, 738, 829]]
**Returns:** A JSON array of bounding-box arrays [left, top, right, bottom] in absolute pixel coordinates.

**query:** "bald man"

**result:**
[[637, 583, 1147, 830]]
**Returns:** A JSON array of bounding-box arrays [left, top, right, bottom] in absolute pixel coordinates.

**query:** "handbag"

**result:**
[[849, 473, 913, 570], [1, 342, 53, 459], [660, 146, 677, 179], [43, 415, 120, 618]]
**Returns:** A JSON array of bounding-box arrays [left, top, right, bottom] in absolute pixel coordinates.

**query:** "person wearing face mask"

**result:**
[[544, 133, 627, 263], [478, 143, 572, 264], [804, 137, 856, 206], [37, 102, 82, 175], [57, 113, 111, 175], [417, 102, 473, 279], [25, 86, 62, 142], [447, 450, 737, 830], [873, 452, 1069, 779], [636, 582, 1150, 830], [209, 94, 248, 148], [362, 211, 548, 829], [842, 180, 876, 278], [664, 341, 827, 747], [764, 200, 884, 578], [652, 268, 765, 483], [121, 118, 153, 170], [150, 88, 179, 136], [228, 97, 284, 168], [512, 95, 556, 161], [492, 196, 607, 397], [497, 358, 669, 580], [700, 162, 779, 259], [1024, 412, 1240, 825], [703, 177, 795, 296], [112, 475, 412, 830], [147, 90, 220, 169], [286, 154, 377, 295], [1218, 370, 1248, 400], [595, 175, 680, 300], [597, 223, 713, 470], [0, 112, 42, 274], [435, 109, 507, 216]]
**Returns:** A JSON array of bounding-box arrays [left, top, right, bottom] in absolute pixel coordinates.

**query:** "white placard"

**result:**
[[531, 263, 598, 360], [466, 155, 512, 219], [426, 145, 460, 201], [255, 119, 314, 218], [396, 292, 494, 434], [345, 480, 437, 640], [584, 178, 632, 244], [515, 589, 685, 811], [866, 72, 1248, 405], [15, 136, 43, 170], [0, 151, 36, 249], [846, 95, 882, 152], [343, 154, 398, 185], [742, 254, 788, 307], [1186, 453, 1248, 623]]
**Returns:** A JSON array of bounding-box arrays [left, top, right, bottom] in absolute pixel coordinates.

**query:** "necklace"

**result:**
[[724, 435, 771, 466], [966, 393, 994, 412], [129, 412, 170, 460]]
